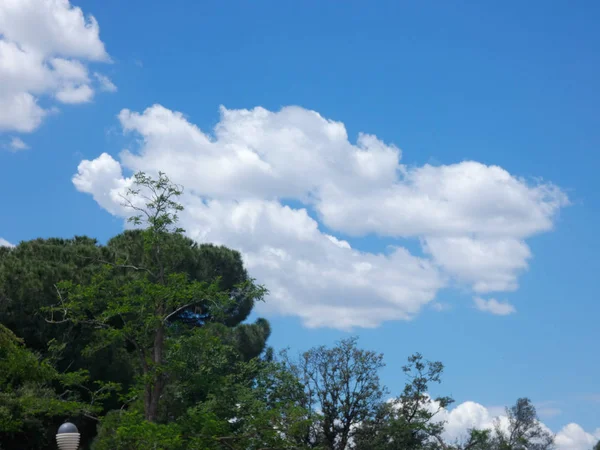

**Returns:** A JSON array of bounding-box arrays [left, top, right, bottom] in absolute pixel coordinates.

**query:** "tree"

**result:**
[[0, 206, 270, 368], [353, 353, 453, 450], [182, 356, 318, 450], [492, 398, 554, 450], [47, 171, 266, 422], [284, 337, 386, 450], [92, 340, 316, 450], [104, 230, 261, 332], [438, 429, 493, 450], [593, 440, 600, 450], [0, 324, 95, 450], [0, 236, 104, 358]]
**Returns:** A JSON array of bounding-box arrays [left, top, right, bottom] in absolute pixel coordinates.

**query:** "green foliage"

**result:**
[[353, 353, 453, 450], [284, 337, 386, 450], [178, 356, 316, 450], [92, 356, 316, 450], [0, 235, 134, 426], [0, 236, 103, 355], [92, 410, 184, 450], [0, 325, 93, 450]]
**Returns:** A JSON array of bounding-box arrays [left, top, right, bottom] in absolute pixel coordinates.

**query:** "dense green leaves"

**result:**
[[0, 324, 92, 449]]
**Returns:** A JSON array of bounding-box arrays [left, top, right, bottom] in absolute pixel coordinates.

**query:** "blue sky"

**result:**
[[1, 1, 599, 446]]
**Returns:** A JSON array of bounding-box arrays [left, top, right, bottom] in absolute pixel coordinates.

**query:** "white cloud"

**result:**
[[0, 238, 14, 247], [535, 401, 562, 419], [424, 237, 531, 293], [73, 104, 568, 328], [94, 72, 117, 92], [554, 423, 600, 450], [431, 399, 599, 450], [431, 302, 451, 312], [0, 0, 114, 132], [0, 92, 46, 132], [378, 396, 595, 450], [473, 297, 516, 316], [0, 0, 108, 61], [73, 154, 443, 330], [7, 136, 29, 151], [55, 83, 94, 103]]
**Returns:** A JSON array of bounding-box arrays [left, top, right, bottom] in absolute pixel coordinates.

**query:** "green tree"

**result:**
[[181, 356, 317, 450], [0, 235, 136, 434], [353, 353, 453, 450], [0, 236, 104, 359], [92, 342, 316, 450], [492, 398, 554, 450], [104, 230, 263, 333], [439, 429, 493, 450], [593, 440, 600, 450], [47, 172, 266, 423], [284, 337, 386, 450], [439, 398, 555, 450], [0, 325, 95, 450]]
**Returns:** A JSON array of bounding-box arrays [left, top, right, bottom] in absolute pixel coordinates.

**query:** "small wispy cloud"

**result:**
[[474, 297, 516, 316], [94, 73, 118, 93], [6, 137, 29, 152], [535, 401, 562, 419], [431, 302, 451, 312]]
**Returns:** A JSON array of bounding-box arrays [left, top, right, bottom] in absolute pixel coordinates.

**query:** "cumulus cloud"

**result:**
[[423, 237, 531, 293], [0, 0, 114, 132], [554, 423, 600, 450], [473, 297, 516, 316], [73, 104, 568, 328], [375, 397, 596, 450], [0, 238, 14, 247], [437, 400, 600, 450]]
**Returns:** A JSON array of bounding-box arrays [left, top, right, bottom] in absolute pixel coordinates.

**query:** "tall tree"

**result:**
[[104, 230, 271, 361], [285, 337, 386, 450], [493, 398, 554, 450], [92, 336, 316, 450], [353, 353, 453, 450], [47, 172, 266, 422]]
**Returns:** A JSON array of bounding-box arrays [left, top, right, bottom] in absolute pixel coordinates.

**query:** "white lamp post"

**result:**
[[56, 422, 80, 450]]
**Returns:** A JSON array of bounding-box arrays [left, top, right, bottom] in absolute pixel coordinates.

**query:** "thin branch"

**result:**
[[163, 299, 207, 323], [45, 284, 70, 324], [434, 435, 450, 449], [96, 258, 155, 277]]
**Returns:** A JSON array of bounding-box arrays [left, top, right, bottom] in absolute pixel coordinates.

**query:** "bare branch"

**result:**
[[96, 258, 155, 277]]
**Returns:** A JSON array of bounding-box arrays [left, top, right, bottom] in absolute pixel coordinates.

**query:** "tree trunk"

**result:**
[[144, 324, 165, 422]]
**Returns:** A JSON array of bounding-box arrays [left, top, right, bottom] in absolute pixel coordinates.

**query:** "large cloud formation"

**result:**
[[73, 104, 569, 329], [0, 0, 114, 134]]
